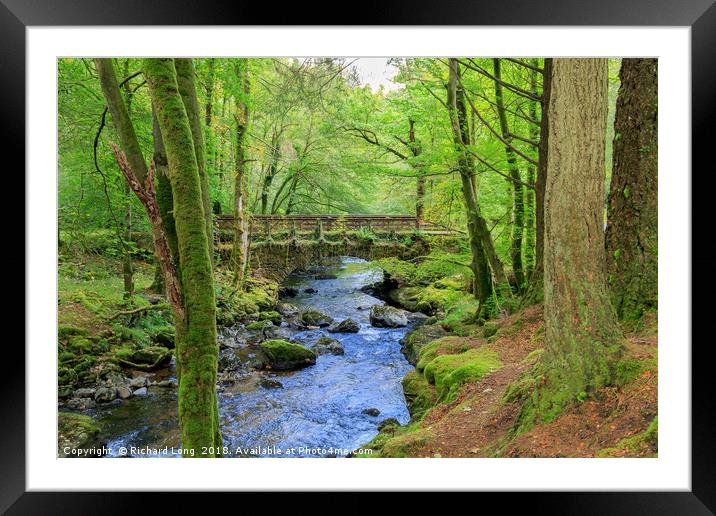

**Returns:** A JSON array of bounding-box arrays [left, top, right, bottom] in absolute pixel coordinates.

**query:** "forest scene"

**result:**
[[57, 57, 658, 458]]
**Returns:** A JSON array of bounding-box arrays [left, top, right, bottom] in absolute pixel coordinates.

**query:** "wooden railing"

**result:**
[[215, 214, 448, 236]]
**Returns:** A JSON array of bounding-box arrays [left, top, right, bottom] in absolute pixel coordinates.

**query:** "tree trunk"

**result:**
[[261, 132, 281, 214], [493, 59, 525, 291], [408, 120, 426, 223], [448, 59, 512, 306], [605, 58, 658, 321], [523, 64, 540, 280], [232, 59, 251, 287], [533, 58, 624, 423], [144, 58, 222, 457], [523, 58, 552, 305], [175, 58, 214, 265], [446, 59, 495, 317]]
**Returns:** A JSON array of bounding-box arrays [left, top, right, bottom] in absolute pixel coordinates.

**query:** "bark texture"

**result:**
[[605, 58, 658, 321], [529, 58, 624, 424]]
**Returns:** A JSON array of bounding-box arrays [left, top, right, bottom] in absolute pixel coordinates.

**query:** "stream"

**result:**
[[93, 257, 415, 457]]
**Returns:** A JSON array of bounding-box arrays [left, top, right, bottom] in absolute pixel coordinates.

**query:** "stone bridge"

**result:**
[[216, 214, 456, 283]]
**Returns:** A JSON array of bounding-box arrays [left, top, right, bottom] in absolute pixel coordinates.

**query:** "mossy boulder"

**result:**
[[300, 309, 333, 328], [150, 325, 175, 348], [328, 318, 360, 333], [259, 339, 316, 371], [114, 346, 172, 371], [422, 347, 501, 402], [58, 412, 101, 457], [388, 287, 423, 312], [314, 337, 344, 356], [400, 324, 448, 365], [58, 325, 88, 342], [58, 367, 79, 387], [246, 319, 275, 331], [68, 337, 95, 354], [258, 310, 282, 324], [482, 322, 499, 338], [401, 370, 437, 418], [369, 305, 408, 328]]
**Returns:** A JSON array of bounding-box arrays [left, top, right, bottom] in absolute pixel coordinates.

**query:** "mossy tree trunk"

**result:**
[[232, 59, 251, 287], [408, 120, 426, 223], [144, 58, 222, 457], [493, 58, 525, 291], [446, 59, 494, 317], [528, 58, 624, 424], [523, 58, 552, 306], [175, 58, 214, 266], [523, 62, 540, 280], [261, 129, 282, 214], [605, 58, 658, 321], [447, 59, 512, 311]]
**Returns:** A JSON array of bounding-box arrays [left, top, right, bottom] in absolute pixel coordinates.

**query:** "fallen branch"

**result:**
[[108, 303, 171, 321]]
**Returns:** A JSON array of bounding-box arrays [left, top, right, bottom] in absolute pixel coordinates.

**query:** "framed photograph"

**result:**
[[7, 0, 714, 510]]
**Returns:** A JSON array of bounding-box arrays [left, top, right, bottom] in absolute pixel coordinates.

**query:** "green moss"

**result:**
[[114, 345, 172, 370], [58, 412, 101, 456], [357, 421, 432, 458], [597, 416, 658, 457], [401, 370, 437, 418], [58, 325, 88, 341], [68, 337, 94, 353], [422, 347, 502, 402], [415, 336, 470, 371], [258, 310, 282, 324], [482, 322, 499, 338], [246, 319, 274, 331], [259, 339, 316, 370]]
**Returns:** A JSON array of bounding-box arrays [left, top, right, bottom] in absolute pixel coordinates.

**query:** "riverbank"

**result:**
[[357, 259, 659, 458]]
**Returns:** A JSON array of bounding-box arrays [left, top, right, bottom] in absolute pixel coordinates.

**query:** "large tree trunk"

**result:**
[[175, 58, 214, 265], [605, 58, 658, 321], [261, 132, 281, 214], [493, 59, 525, 291], [232, 59, 251, 287], [534, 58, 624, 423], [144, 58, 222, 457]]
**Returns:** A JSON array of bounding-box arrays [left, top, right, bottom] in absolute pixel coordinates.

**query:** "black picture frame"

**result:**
[[6, 0, 714, 511]]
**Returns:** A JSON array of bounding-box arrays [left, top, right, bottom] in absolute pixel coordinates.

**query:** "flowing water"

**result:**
[[94, 257, 414, 457]]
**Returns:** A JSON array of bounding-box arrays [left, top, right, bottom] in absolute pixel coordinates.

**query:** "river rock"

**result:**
[[218, 349, 242, 371], [133, 387, 148, 396], [362, 408, 381, 417], [300, 309, 333, 328], [117, 385, 132, 399], [94, 386, 117, 403], [259, 339, 316, 371], [304, 288, 317, 294], [328, 318, 360, 333], [246, 319, 275, 331], [260, 378, 283, 389], [278, 286, 298, 298], [276, 302, 299, 317], [369, 305, 408, 328], [314, 337, 344, 356], [157, 379, 178, 388], [66, 397, 96, 411], [73, 387, 96, 398], [129, 376, 148, 389]]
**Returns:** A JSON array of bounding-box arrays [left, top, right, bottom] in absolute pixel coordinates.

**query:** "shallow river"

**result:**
[[95, 257, 414, 457]]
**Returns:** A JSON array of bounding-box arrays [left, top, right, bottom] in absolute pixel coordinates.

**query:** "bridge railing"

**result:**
[[215, 214, 447, 237]]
